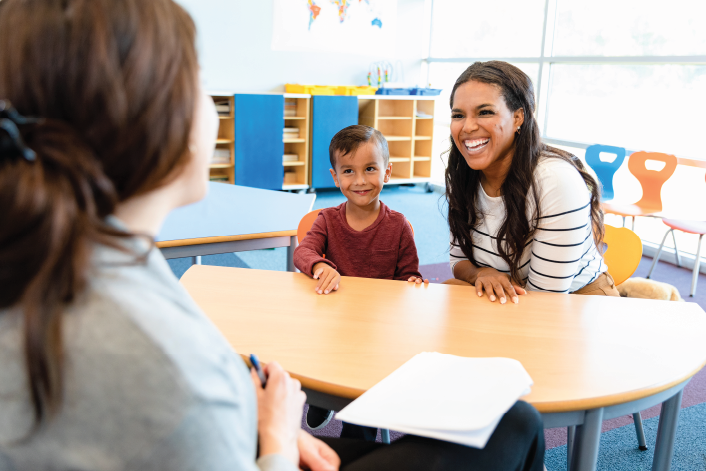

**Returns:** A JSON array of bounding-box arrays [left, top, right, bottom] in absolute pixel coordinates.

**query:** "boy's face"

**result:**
[[330, 141, 392, 209]]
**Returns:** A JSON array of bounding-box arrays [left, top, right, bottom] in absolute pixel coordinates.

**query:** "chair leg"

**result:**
[[381, 428, 391, 444], [633, 412, 648, 450], [622, 216, 626, 228], [631, 216, 635, 231], [691, 234, 704, 297], [647, 229, 671, 279], [567, 425, 576, 471], [671, 230, 682, 267]]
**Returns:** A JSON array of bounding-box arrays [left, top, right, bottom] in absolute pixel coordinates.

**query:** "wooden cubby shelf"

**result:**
[[209, 95, 235, 184], [358, 95, 436, 182], [282, 93, 311, 190], [384, 136, 412, 141]]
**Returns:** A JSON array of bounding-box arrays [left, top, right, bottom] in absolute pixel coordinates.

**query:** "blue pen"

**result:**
[[250, 354, 267, 387]]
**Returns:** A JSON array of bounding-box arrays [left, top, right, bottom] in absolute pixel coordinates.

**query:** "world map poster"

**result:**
[[272, 0, 397, 55]]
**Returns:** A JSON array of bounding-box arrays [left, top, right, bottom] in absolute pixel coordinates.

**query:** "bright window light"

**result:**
[[552, 0, 706, 56], [430, 0, 546, 58], [545, 64, 706, 159]]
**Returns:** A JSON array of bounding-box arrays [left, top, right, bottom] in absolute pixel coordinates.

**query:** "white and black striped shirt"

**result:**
[[450, 154, 607, 293]]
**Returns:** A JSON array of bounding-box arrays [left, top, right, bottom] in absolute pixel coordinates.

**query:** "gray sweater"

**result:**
[[0, 234, 297, 471]]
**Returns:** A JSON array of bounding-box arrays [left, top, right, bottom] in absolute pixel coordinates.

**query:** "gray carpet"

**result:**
[[544, 403, 706, 471]]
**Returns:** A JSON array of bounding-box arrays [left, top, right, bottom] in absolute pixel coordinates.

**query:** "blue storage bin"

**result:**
[[375, 88, 413, 95], [410, 88, 442, 96]]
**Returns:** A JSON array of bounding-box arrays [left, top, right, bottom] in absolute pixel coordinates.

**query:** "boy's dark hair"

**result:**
[[329, 125, 389, 171]]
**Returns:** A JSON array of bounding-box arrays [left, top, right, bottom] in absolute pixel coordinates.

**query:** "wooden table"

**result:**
[[181, 265, 706, 471], [157, 182, 315, 271]]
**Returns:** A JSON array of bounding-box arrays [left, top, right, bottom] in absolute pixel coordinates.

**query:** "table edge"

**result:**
[[287, 359, 706, 414], [156, 230, 297, 248]]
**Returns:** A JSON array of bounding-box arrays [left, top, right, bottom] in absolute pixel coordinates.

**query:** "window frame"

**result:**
[[424, 0, 706, 164]]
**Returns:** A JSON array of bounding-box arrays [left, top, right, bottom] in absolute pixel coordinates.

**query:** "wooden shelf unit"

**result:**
[[210, 95, 235, 184], [358, 96, 436, 181], [283, 93, 311, 190]]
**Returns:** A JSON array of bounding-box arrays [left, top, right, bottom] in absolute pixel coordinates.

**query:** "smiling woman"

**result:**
[[443, 61, 617, 303]]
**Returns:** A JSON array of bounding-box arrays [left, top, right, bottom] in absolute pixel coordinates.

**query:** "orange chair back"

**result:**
[[602, 224, 642, 285], [297, 209, 322, 244], [297, 209, 414, 244], [627, 151, 677, 212]]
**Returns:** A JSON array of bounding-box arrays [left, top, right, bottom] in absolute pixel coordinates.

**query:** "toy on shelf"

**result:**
[[369, 60, 392, 88]]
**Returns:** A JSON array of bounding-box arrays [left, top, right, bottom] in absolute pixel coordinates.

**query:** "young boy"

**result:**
[[293, 124, 427, 440]]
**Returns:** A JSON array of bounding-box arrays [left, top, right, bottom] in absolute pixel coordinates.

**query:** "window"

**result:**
[[545, 64, 706, 159], [424, 0, 706, 253], [430, 0, 546, 58], [552, 0, 706, 57]]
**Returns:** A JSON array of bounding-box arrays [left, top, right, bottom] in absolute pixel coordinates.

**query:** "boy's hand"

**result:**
[[407, 276, 429, 284], [312, 262, 340, 295]]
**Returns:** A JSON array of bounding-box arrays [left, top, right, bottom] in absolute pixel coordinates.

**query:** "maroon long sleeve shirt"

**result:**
[[294, 202, 423, 281]]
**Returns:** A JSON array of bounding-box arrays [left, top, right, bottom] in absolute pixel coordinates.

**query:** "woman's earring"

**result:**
[[516, 126, 521, 135]]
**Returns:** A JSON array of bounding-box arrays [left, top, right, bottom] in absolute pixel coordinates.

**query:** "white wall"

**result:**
[[175, 0, 427, 92]]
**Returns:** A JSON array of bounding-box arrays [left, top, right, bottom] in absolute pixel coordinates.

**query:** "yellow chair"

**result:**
[[602, 224, 643, 285]]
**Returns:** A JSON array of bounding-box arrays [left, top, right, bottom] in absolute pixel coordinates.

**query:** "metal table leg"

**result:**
[[633, 412, 648, 450], [381, 428, 391, 444], [286, 235, 297, 272], [570, 408, 604, 471], [652, 390, 683, 471], [192, 255, 202, 265]]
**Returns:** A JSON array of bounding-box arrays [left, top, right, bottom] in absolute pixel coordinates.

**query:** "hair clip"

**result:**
[[0, 99, 42, 162]]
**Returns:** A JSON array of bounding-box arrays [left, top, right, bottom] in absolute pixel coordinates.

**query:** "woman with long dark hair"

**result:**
[[445, 61, 617, 302], [0, 2, 546, 470]]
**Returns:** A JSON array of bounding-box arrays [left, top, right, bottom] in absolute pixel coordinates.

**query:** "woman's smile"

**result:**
[[463, 138, 491, 155]]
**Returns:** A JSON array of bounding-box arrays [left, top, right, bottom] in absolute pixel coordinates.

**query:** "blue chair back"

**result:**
[[584, 144, 626, 201]]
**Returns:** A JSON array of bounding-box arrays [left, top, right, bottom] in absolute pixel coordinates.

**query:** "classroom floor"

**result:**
[[166, 185, 706, 469]]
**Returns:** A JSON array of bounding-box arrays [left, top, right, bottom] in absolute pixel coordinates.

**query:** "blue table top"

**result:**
[[157, 182, 316, 242]]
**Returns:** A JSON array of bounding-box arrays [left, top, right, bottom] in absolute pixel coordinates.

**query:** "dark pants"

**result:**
[[341, 422, 378, 442], [320, 401, 545, 471]]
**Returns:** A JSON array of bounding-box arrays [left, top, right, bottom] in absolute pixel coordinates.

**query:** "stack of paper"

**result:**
[[283, 127, 300, 139], [335, 353, 533, 449], [211, 148, 231, 164]]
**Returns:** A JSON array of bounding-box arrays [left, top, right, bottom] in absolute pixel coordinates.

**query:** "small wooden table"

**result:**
[[180, 265, 706, 471], [157, 182, 315, 271]]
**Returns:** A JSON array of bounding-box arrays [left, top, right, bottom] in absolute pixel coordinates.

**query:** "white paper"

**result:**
[[271, 0, 397, 56], [335, 353, 533, 448]]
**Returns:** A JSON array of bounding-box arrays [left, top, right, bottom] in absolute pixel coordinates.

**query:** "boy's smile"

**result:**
[[330, 141, 392, 212]]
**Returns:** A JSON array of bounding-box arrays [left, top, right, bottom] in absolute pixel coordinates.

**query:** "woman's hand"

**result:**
[[312, 262, 340, 295], [251, 361, 306, 466], [298, 430, 340, 471], [407, 276, 429, 284], [474, 267, 527, 304]]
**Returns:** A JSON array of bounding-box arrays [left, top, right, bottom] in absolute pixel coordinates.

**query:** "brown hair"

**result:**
[[445, 61, 603, 284], [0, 0, 199, 426], [329, 124, 389, 170]]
